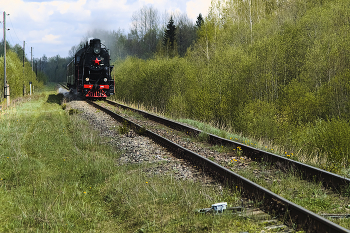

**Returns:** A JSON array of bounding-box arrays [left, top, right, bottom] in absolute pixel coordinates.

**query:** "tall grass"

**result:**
[[0, 92, 264, 232]]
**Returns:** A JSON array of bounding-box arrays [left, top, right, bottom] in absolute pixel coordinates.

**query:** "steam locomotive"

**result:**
[[67, 38, 114, 98]]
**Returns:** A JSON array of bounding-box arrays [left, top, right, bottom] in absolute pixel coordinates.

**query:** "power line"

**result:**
[[7, 30, 16, 46], [8, 15, 22, 45]]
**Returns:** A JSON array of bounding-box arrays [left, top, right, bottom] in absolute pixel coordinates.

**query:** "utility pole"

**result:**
[[249, 0, 253, 44], [23, 41, 25, 67], [23, 41, 26, 96], [3, 11, 6, 100], [3, 11, 10, 106], [31, 47, 33, 71]]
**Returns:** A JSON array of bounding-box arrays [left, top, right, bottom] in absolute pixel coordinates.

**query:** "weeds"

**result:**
[[137, 126, 147, 135], [197, 132, 209, 142], [118, 120, 130, 134], [68, 108, 79, 115]]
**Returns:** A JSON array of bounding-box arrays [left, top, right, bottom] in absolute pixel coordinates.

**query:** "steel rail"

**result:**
[[59, 83, 69, 90], [88, 100, 350, 233], [104, 99, 350, 193]]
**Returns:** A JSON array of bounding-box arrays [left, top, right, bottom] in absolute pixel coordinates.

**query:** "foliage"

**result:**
[[111, 0, 350, 170], [0, 44, 43, 101], [163, 17, 177, 47], [196, 13, 204, 28], [40, 55, 71, 83], [161, 16, 178, 58]]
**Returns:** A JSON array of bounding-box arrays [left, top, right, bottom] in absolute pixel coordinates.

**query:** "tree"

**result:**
[[196, 13, 204, 28], [176, 14, 197, 57], [130, 6, 161, 59], [163, 16, 177, 57], [163, 16, 176, 47]]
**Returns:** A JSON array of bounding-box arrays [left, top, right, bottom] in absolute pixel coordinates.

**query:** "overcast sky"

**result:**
[[0, 0, 211, 59]]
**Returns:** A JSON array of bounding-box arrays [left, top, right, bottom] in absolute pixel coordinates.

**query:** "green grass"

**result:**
[[227, 160, 350, 228], [104, 98, 350, 229], [158, 117, 350, 228], [0, 91, 270, 232], [176, 118, 350, 176]]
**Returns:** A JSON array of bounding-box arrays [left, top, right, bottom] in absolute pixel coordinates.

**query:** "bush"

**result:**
[[293, 119, 350, 172], [239, 100, 279, 140]]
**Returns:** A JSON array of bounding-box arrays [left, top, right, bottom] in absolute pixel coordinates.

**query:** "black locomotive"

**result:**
[[67, 38, 114, 98]]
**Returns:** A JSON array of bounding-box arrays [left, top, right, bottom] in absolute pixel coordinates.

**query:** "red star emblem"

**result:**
[[94, 57, 101, 65]]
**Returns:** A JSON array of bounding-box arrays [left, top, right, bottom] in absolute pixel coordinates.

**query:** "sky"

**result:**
[[0, 0, 211, 59]]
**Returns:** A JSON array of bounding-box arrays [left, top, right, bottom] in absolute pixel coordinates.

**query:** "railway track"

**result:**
[[59, 83, 69, 90], [83, 98, 350, 233], [102, 100, 350, 193]]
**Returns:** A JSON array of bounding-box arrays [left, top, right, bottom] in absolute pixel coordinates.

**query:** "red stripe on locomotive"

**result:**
[[83, 85, 110, 89]]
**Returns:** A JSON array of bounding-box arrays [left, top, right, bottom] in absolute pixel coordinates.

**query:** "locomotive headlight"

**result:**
[[85, 78, 89, 82], [103, 78, 107, 82]]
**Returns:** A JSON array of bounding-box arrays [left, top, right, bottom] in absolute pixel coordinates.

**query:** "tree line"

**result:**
[[0, 40, 45, 102], [68, 7, 203, 61], [111, 0, 350, 172], [35, 6, 203, 83], [1, 5, 204, 88]]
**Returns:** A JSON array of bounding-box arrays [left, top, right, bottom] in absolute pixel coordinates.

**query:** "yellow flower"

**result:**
[[146, 182, 148, 184], [287, 155, 290, 157], [285, 152, 287, 154], [84, 192, 86, 194], [230, 138, 232, 139]]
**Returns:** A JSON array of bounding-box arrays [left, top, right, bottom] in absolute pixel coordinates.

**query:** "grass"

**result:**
[[0, 91, 272, 232], [224, 158, 350, 228], [175, 118, 350, 178], [105, 100, 286, 157], [103, 98, 350, 229]]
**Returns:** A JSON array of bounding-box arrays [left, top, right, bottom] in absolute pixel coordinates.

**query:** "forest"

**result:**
[[111, 0, 350, 172]]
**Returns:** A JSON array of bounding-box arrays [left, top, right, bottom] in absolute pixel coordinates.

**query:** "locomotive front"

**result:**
[[67, 38, 115, 98]]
